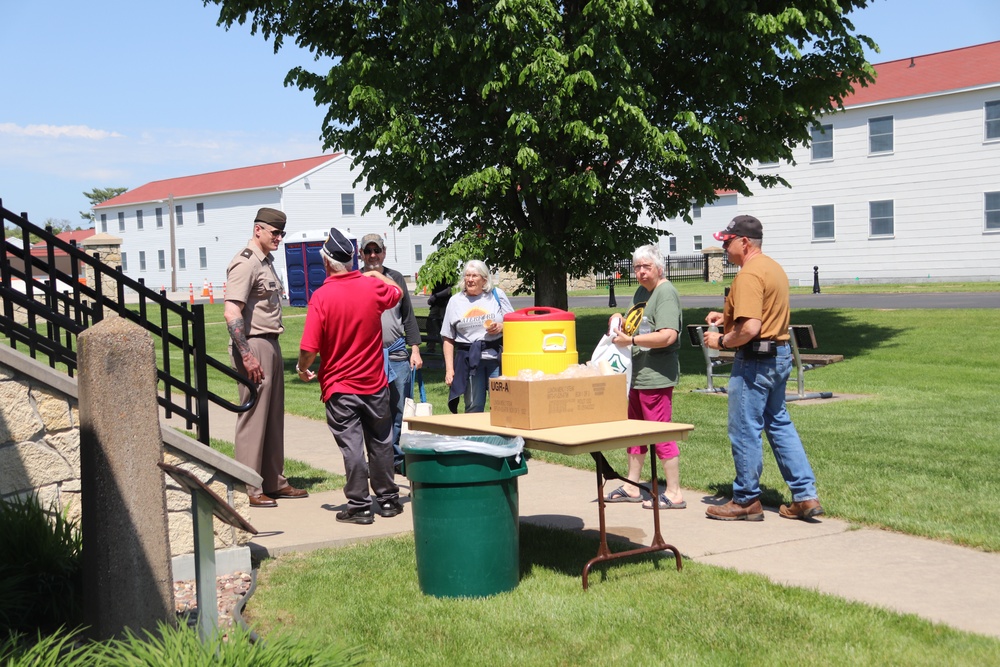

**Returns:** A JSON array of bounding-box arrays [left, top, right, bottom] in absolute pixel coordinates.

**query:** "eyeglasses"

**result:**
[[633, 263, 654, 272], [363, 246, 383, 255], [722, 237, 742, 249]]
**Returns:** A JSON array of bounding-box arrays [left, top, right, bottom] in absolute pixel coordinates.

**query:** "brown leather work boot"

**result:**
[[706, 498, 764, 521], [778, 498, 824, 520]]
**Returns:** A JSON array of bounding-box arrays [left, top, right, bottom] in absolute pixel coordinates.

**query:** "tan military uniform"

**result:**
[[227, 241, 287, 496]]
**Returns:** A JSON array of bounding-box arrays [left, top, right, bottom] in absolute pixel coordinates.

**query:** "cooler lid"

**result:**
[[504, 307, 575, 322]]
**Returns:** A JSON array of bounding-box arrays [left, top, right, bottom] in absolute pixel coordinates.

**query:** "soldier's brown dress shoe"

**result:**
[[249, 494, 277, 508], [778, 498, 824, 520], [705, 498, 764, 521], [265, 484, 309, 499]]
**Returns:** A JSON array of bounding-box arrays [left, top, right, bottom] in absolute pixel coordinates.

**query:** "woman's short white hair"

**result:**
[[461, 260, 495, 293], [632, 244, 665, 276]]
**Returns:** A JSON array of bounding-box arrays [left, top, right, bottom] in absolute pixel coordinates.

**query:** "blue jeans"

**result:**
[[387, 358, 412, 466], [727, 345, 817, 504], [465, 357, 501, 413]]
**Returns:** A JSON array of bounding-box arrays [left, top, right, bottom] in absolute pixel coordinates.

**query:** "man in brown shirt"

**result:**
[[702, 215, 822, 522], [224, 207, 307, 507]]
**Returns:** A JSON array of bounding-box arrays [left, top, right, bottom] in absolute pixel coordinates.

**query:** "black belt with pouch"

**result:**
[[738, 340, 784, 358]]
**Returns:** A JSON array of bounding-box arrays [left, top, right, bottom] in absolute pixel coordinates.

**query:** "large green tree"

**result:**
[[210, 0, 875, 308]]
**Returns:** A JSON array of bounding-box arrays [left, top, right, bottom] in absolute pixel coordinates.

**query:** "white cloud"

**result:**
[[0, 123, 124, 140]]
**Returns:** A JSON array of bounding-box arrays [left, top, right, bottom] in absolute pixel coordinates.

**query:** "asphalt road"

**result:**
[[410, 292, 1000, 310]]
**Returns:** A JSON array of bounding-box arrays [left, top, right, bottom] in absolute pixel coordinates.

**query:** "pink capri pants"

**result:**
[[626, 386, 679, 460]]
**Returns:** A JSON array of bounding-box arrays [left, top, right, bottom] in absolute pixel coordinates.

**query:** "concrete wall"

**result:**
[[0, 344, 259, 579]]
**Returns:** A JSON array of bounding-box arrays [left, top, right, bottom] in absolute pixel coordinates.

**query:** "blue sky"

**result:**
[[1, 0, 998, 227]]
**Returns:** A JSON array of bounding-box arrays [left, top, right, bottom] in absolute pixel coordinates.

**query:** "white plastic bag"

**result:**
[[590, 317, 632, 393], [400, 432, 525, 461], [402, 397, 433, 434]]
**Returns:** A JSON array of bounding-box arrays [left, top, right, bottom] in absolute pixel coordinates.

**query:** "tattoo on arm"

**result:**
[[227, 317, 252, 357]]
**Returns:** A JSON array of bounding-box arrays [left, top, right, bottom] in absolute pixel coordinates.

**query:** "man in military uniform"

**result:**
[[224, 207, 307, 508], [702, 215, 823, 522]]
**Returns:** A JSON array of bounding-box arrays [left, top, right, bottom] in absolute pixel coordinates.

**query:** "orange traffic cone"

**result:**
[[208, 282, 215, 304], [201, 278, 210, 297], [189, 282, 194, 304]]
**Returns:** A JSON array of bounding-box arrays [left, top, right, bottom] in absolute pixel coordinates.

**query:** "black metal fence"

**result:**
[[0, 199, 255, 445], [596, 254, 738, 288]]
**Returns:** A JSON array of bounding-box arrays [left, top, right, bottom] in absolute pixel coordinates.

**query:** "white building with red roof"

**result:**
[[93, 153, 445, 296], [653, 40, 1000, 285]]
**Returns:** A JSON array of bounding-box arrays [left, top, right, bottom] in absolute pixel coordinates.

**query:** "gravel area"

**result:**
[[174, 571, 253, 628]]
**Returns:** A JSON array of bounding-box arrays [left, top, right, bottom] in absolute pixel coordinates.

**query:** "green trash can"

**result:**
[[403, 434, 528, 598]]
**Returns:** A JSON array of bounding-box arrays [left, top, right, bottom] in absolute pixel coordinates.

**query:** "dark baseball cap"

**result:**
[[714, 215, 763, 242], [321, 227, 354, 263], [254, 207, 287, 231]]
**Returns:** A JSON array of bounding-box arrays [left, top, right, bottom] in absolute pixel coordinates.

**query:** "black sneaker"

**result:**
[[373, 498, 404, 517], [336, 507, 374, 525]]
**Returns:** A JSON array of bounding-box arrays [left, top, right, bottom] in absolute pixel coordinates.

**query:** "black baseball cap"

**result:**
[[714, 215, 763, 242]]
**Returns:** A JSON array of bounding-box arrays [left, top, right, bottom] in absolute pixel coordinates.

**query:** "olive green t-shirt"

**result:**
[[629, 281, 682, 390]]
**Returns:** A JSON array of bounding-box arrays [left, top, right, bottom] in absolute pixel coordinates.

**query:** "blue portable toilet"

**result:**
[[284, 230, 358, 307]]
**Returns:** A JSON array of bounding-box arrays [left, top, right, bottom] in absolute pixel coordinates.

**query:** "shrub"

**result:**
[[0, 495, 82, 635], [0, 624, 367, 666]]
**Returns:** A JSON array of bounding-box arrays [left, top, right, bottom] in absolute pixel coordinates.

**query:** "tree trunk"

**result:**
[[533, 263, 569, 310]]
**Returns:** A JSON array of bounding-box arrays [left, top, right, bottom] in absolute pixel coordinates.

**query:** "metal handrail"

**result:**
[[0, 199, 256, 445]]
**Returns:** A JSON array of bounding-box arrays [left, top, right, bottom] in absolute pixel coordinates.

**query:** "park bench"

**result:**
[[415, 314, 435, 346], [686, 324, 843, 401]]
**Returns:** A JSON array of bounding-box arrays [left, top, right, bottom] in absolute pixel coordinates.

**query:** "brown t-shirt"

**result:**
[[723, 253, 790, 342], [225, 240, 283, 336]]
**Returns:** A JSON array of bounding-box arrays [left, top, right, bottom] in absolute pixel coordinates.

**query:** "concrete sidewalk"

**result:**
[[169, 405, 1000, 640]]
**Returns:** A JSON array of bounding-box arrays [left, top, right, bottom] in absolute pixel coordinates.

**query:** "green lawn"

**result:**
[[244, 526, 1000, 666], [187, 302, 1000, 551], [169, 296, 1000, 662]]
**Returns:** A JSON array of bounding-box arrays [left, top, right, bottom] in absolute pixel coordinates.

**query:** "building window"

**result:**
[[414, 245, 423, 261], [692, 204, 701, 219], [199, 247, 207, 269], [197, 203, 205, 224], [139, 251, 146, 271], [136, 210, 143, 230], [812, 205, 835, 240], [122, 252, 128, 272], [100, 214, 107, 233], [175, 205, 184, 226], [156, 208, 163, 229], [178, 248, 186, 270], [341, 193, 355, 216], [811, 124, 833, 160], [669, 237, 677, 253], [117, 211, 125, 232], [869, 200, 894, 237], [693, 235, 703, 251], [869, 116, 893, 154], [986, 192, 1000, 231], [158, 249, 166, 270], [987, 101, 1000, 140]]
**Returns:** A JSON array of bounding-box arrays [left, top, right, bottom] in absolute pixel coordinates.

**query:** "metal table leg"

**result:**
[[582, 449, 682, 590]]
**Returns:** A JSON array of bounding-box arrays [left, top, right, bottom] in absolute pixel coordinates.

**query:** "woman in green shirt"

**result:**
[[605, 245, 685, 509]]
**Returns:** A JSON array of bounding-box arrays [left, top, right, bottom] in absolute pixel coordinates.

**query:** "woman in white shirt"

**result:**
[[441, 260, 514, 413]]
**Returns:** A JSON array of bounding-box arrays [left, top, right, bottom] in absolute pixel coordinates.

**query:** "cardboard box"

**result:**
[[488, 374, 627, 430]]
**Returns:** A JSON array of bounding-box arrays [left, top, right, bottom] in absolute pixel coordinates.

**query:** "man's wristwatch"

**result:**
[[295, 364, 304, 374], [718, 336, 727, 351]]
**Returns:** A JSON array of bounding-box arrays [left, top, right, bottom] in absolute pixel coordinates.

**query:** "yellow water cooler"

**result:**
[[501, 307, 578, 376]]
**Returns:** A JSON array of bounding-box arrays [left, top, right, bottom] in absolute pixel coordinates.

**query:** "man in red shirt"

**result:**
[[296, 228, 403, 525]]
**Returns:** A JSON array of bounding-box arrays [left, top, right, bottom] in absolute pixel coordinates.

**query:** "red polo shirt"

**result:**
[[299, 271, 401, 402]]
